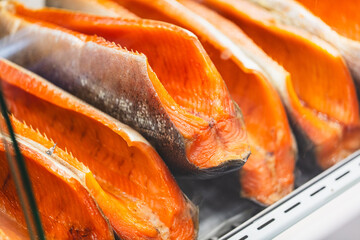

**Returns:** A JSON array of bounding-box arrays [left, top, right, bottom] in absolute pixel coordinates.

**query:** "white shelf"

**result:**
[[275, 181, 360, 240], [220, 151, 360, 240]]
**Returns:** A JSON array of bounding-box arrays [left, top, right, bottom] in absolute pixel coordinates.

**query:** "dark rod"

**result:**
[[0, 83, 45, 240]]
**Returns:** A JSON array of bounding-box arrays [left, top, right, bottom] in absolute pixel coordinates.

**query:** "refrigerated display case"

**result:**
[[2, 0, 360, 239]]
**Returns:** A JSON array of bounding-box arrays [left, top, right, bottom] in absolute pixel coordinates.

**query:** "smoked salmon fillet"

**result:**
[[205, 0, 360, 87], [0, 1, 250, 176], [295, 0, 360, 41], [69, 0, 298, 204], [0, 117, 115, 239], [0, 59, 197, 239], [195, 0, 360, 169]]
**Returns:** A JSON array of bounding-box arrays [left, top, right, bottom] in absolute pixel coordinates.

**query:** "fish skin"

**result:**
[[0, 58, 198, 239], [0, 10, 188, 173], [180, 0, 296, 205], [224, 0, 360, 89], [194, 0, 360, 169], [0, 2, 250, 177], [96, 0, 296, 204]]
